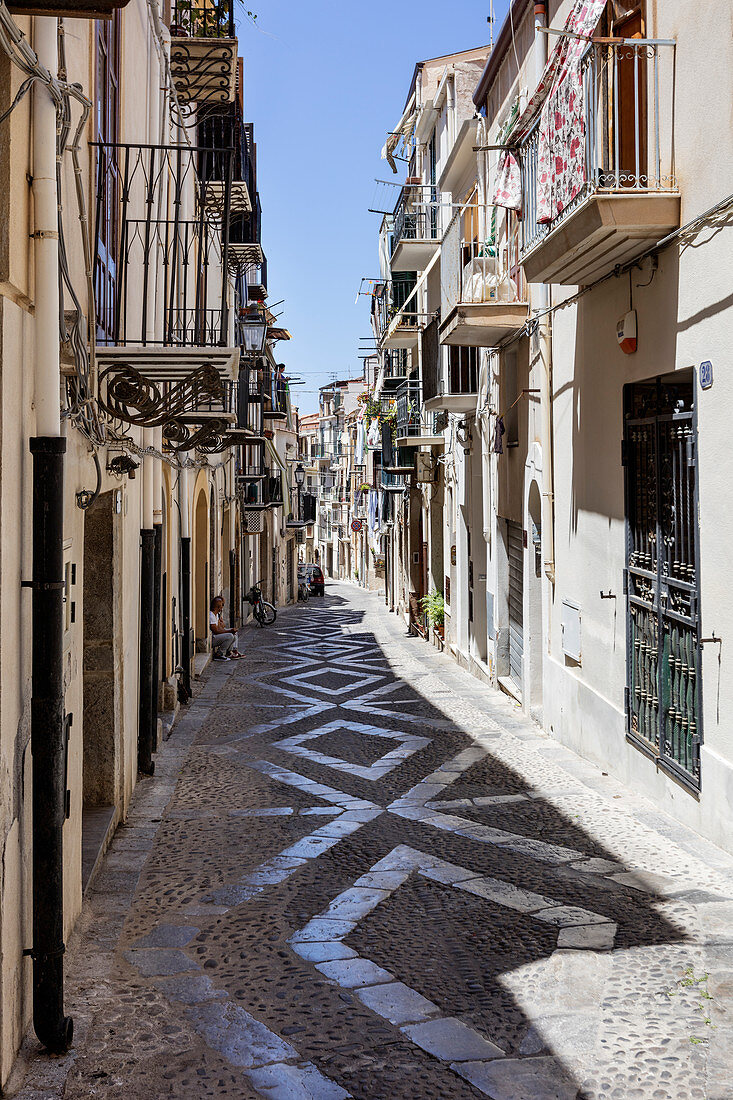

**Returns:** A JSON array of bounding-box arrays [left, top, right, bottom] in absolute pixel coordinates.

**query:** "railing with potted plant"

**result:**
[[170, 0, 235, 39]]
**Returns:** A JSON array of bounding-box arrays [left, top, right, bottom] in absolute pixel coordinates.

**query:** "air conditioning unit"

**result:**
[[415, 453, 436, 483]]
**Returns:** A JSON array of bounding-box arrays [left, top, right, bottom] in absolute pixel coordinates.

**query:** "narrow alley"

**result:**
[[10, 585, 733, 1100]]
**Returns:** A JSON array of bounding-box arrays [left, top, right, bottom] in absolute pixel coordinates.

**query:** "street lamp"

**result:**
[[239, 309, 268, 355], [294, 462, 305, 489]]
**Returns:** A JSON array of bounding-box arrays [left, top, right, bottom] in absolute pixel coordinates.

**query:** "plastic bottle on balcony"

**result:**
[[496, 272, 518, 303]]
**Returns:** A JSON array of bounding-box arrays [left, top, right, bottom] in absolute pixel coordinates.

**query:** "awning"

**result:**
[[381, 92, 416, 173], [491, 0, 606, 219]]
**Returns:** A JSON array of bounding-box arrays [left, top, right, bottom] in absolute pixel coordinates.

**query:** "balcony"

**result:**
[[246, 257, 268, 301], [262, 367, 289, 421], [198, 104, 255, 217], [227, 194, 263, 273], [380, 274, 421, 350], [518, 39, 679, 285], [169, 1, 238, 108], [439, 211, 528, 348], [264, 469, 284, 508], [287, 493, 317, 529], [93, 142, 235, 351], [382, 350, 410, 387], [93, 142, 240, 443], [390, 188, 440, 272], [393, 379, 421, 446]]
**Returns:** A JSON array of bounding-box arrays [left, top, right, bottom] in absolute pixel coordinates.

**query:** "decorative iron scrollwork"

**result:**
[[162, 416, 232, 454], [99, 362, 224, 427]]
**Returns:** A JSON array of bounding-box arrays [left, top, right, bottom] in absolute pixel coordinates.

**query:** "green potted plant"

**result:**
[[419, 590, 445, 645]]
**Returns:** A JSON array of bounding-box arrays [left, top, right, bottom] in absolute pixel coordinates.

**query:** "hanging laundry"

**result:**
[[366, 419, 381, 449], [491, 0, 606, 221], [355, 414, 366, 465]]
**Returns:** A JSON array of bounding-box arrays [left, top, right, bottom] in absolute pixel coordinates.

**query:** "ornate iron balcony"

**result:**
[[169, 1, 238, 107], [93, 142, 237, 349], [198, 104, 255, 217]]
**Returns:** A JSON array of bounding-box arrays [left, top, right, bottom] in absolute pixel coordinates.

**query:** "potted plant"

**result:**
[[419, 590, 444, 645]]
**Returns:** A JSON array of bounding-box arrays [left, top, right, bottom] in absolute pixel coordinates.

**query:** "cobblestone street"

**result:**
[[11, 583, 733, 1099]]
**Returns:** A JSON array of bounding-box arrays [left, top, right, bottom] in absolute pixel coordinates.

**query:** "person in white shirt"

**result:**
[[209, 596, 239, 660]]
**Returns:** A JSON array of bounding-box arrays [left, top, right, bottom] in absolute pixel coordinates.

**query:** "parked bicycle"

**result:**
[[247, 580, 277, 627]]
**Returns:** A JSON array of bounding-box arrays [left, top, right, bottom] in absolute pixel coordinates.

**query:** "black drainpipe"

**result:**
[[229, 547, 236, 629], [180, 536, 192, 697], [138, 529, 156, 775], [151, 525, 162, 743], [28, 436, 73, 1053]]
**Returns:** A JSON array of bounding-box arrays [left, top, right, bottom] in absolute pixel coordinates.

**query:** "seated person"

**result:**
[[209, 596, 240, 660]]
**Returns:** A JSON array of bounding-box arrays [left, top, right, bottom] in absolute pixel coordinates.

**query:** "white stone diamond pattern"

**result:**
[[273, 719, 432, 780]]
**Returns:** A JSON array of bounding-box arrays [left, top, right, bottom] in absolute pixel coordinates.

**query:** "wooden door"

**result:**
[[613, 6, 647, 186]]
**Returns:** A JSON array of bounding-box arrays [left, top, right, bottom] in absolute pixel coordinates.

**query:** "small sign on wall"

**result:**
[[700, 361, 714, 390]]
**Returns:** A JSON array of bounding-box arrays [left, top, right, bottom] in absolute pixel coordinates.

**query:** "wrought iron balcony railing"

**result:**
[[227, 193, 263, 273], [169, 1, 238, 108], [384, 349, 410, 381], [170, 0, 234, 37], [198, 104, 256, 215], [519, 39, 677, 257], [263, 369, 289, 420], [264, 469, 284, 507], [246, 256, 268, 301], [192, 378, 264, 436], [391, 188, 439, 253], [287, 493, 317, 526], [381, 469, 407, 492], [395, 378, 422, 440], [93, 142, 234, 348]]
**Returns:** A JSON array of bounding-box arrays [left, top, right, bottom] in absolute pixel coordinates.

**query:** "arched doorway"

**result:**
[[194, 487, 209, 649]]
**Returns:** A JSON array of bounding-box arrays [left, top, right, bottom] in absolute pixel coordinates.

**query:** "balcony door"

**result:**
[[613, 4, 647, 186], [94, 14, 120, 343]]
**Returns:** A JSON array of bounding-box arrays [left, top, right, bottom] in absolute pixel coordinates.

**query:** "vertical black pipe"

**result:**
[[229, 547, 236, 629], [151, 525, 162, 748], [138, 529, 155, 776], [181, 536, 192, 697], [29, 436, 73, 1054]]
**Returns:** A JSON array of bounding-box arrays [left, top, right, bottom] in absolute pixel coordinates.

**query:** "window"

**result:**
[[447, 345, 478, 396], [624, 372, 701, 789], [94, 14, 121, 343]]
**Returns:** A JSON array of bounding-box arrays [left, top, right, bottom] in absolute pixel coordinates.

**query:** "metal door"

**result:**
[[624, 376, 701, 789], [507, 522, 524, 687]]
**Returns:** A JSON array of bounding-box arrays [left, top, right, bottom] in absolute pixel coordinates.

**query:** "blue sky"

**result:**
[[235, 1, 508, 414]]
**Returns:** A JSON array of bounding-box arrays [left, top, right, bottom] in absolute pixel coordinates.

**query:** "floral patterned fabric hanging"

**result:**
[[490, 0, 606, 221]]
